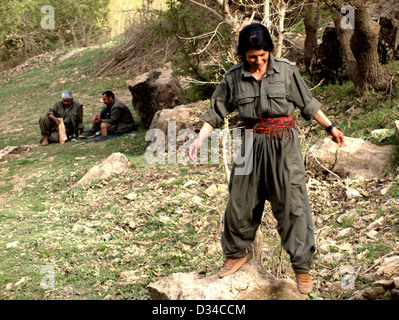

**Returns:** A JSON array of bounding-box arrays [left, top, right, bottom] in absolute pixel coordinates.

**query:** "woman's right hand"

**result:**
[[188, 139, 199, 163], [189, 122, 214, 164]]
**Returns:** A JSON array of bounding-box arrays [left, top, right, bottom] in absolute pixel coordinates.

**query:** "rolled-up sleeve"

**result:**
[[203, 78, 235, 128], [289, 67, 321, 120]]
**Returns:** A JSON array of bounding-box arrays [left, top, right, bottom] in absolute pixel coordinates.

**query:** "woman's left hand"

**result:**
[[330, 127, 345, 147]]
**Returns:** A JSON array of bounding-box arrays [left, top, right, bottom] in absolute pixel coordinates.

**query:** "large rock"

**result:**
[[127, 63, 186, 128], [306, 137, 395, 179], [147, 259, 307, 300], [77, 152, 130, 185], [149, 101, 245, 137], [149, 101, 208, 135]]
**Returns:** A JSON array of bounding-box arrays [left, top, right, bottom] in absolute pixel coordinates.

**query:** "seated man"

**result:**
[[38, 91, 84, 146], [79, 91, 137, 139]]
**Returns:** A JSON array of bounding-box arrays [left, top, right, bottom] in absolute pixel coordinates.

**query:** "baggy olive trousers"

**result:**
[[221, 129, 315, 273], [38, 115, 61, 143]]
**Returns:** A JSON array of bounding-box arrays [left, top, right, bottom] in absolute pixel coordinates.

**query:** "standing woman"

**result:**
[[188, 23, 344, 294]]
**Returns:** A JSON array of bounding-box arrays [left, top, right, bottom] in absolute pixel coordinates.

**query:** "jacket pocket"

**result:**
[[235, 94, 259, 119], [267, 88, 289, 116]]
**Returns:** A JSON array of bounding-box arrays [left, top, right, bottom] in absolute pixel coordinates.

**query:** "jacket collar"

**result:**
[[241, 55, 280, 79]]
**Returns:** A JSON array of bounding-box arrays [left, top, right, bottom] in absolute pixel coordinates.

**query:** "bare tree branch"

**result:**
[[187, 0, 224, 20]]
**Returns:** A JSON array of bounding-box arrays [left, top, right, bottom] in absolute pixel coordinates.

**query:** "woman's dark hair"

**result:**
[[236, 23, 274, 62]]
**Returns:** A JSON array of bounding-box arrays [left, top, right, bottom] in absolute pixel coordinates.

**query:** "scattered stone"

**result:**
[[77, 152, 131, 185], [127, 220, 136, 229], [381, 181, 394, 195], [183, 180, 197, 188], [318, 244, 330, 254], [367, 217, 385, 230], [72, 224, 92, 234], [346, 105, 364, 115], [376, 255, 399, 279], [102, 233, 111, 241], [119, 270, 147, 283], [346, 188, 361, 199], [48, 243, 61, 250], [340, 265, 356, 290], [366, 230, 378, 239], [147, 259, 307, 300], [6, 241, 19, 249], [15, 277, 26, 287], [191, 196, 202, 204], [337, 228, 352, 237], [323, 253, 346, 264], [370, 129, 392, 139], [0, 145, 33, 162], [204, 184, 229, 197], [124, 193, 137, 201]]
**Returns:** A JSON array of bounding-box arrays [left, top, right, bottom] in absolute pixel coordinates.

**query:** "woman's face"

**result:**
[[245, 49, 270, 73]]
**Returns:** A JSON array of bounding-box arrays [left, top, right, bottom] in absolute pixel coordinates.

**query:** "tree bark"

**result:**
[[326, 1, 395, 93], [350, 5, 394, 92], [303, 2, 319, 72], [275, 1, 287, 58], [333, 12, 357, 79]]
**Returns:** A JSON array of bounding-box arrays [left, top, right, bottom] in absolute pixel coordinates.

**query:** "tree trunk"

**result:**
[[275, 2, 287, 58], [303, 2, 319, 72], [264, 0, 272, 30], [333, 12, 357, 79], [350, 5, 394, 92]]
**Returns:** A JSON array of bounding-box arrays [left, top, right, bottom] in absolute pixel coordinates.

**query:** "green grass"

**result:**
[[311, 79, 399, 141]]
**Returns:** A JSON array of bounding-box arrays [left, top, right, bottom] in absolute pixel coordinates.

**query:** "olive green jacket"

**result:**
[[46, 100, 84, 134], [203, 56, 321, 128]]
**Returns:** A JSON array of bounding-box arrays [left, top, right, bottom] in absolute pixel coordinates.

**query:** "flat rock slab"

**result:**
[[306, 137, 395, 179], [77, 152, 130, 185], [147, 259, 307, 300]]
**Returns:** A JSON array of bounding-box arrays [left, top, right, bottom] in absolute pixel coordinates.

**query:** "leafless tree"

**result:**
[[186, 0, 308, 58]]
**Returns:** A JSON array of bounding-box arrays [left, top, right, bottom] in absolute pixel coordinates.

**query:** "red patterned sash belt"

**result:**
[[247, 114, 295, 139]]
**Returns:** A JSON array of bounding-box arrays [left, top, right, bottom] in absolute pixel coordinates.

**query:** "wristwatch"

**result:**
[[325, 124, 335, 133]]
